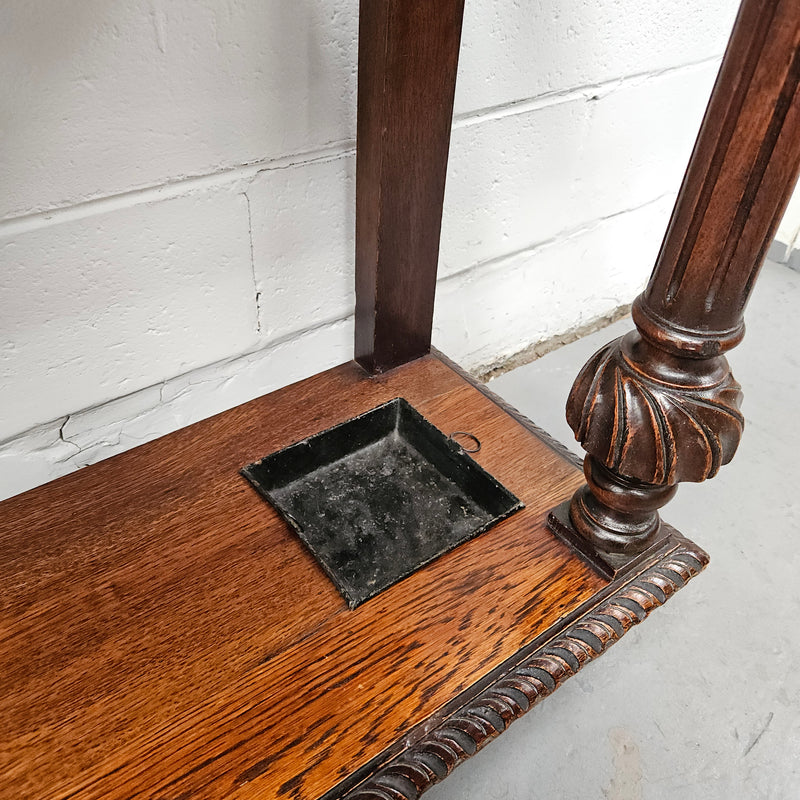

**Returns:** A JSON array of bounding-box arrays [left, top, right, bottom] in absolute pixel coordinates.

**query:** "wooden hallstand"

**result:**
[[1, 1, 798, 798]]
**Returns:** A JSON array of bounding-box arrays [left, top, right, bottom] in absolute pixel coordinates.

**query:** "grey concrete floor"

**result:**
[[427, 260, 800, 800]]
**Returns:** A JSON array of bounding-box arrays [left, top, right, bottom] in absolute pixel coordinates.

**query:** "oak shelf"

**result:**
[[0, 354, 706, 800]]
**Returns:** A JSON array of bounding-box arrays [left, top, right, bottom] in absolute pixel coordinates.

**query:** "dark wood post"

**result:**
[[553, 0, 800, 567], [354, 0, 465, 374]]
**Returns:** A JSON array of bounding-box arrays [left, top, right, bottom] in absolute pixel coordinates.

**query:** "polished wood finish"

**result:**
[[354, 0, 465, 374], [560, 0, 800, 558], [1, 355, 615, 800], [639, 0, 800, 357], [340, 538, 707, 799]]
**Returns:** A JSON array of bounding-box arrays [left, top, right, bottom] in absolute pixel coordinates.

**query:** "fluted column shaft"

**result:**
[[637, 0, 800, 358]]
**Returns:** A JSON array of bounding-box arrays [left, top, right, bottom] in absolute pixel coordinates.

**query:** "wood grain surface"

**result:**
[[354, 0, 465, 373], [339, 538, 708, 799], [1, 356, 605, 799]]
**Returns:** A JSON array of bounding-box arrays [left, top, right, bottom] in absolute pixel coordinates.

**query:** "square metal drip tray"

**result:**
[[242, 398, 523, 608]]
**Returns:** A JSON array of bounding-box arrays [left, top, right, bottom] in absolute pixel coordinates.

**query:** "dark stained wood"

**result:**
[[638, 0, 800, 356], [1, 354, 615, 800], [354, 0, 465, 374], [558, 0, 800, 560]]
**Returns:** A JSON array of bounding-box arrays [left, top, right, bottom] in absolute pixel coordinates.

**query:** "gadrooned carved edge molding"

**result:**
[[339, 540, 708, 800]]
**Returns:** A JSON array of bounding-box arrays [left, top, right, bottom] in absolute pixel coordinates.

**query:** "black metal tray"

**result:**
[[242, 398, 523, 608]]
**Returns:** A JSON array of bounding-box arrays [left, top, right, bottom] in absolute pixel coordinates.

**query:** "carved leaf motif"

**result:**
[[567, 337, 744, 485]]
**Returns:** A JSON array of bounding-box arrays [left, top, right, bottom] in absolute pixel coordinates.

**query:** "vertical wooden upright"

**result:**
[[355, 0, 465, 374], [555, 0, 800, 564]]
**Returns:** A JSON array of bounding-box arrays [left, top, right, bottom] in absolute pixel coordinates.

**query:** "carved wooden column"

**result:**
[[552, 0, 800, 570]]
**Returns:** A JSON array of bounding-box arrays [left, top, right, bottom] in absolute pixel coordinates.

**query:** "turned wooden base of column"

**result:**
[[0, 354, 708, 800], [546, 501, 672, 580]]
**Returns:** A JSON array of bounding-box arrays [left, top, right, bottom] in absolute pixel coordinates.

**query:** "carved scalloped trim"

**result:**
[[340, 541, 708, 800]]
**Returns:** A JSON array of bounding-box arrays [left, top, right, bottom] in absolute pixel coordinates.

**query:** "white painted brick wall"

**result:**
[[772, 183, 800, 269], [434, 195, 677, 369], [249, 153, 356, 341], [1, 187, 258, 441], [0, 0, 740, 500]]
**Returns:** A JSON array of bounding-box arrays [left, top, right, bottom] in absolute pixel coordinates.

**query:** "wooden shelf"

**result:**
[[0, 354, 706, 799]]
